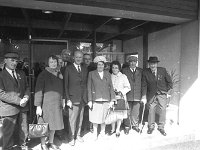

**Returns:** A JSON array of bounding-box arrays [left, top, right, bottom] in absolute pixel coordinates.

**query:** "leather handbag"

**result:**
[[114, 91, 127, 110], [28, 116, 49, 138], [105, 109, 118, 125], [114, 98, 126, 110]]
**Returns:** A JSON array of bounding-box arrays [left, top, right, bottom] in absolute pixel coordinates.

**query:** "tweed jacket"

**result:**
[[64, 63, 88, 104], [88, 70, 115, 102], [141, 67, 173, 104], [122, 67, 143, 101], [0, 69, 30, 116]]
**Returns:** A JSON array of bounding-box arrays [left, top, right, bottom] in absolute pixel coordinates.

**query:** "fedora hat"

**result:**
[[147, 56, 160, 63]]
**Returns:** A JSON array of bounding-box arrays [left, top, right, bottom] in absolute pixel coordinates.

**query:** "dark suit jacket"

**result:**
[[87, 70, 115, 102], [0, 69, 30, 116], [64, 64, 88, 104], [122, 67, 143, 101], [60, 61, 72, 75], [141, 67, 173, 104]]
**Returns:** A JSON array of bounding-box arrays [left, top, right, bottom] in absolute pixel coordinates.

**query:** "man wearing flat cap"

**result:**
[[122, 56, 143, 134], [141, 56, 172, 136], [0, 52, 30, 150]]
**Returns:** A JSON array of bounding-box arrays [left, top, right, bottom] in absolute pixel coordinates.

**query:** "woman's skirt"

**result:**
[[89, 101, 109, 124]]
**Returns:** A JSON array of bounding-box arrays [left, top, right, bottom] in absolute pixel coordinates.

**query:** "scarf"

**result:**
[[45, 67, 63, 79]]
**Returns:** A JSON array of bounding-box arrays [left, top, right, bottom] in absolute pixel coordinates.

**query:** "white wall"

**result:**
[[179, 20, 200, 128], [148, 26, 181, 106]]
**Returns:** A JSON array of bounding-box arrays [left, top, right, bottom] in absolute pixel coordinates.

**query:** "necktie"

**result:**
[[12, 70, 18, 85], [153, 71, 157, 79], [78, 65, 81, 73]]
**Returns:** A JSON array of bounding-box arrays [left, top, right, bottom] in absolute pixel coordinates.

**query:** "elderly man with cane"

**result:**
[[141, 56, 172, 136]]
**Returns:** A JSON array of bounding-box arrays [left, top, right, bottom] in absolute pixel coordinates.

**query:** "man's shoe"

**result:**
[[147, 128, 154, 134], [132, 126, 140, 133], [158, 129, 167, 136], [48, 143, 60, 150], [124, 127, 130, 135], [68, 139, 75, 146], [76, 136, 84, 143], [41, 144, 49, 150]]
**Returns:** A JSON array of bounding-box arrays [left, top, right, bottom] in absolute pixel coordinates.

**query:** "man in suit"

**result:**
[[0, 52, 29, 150], [60, 49, 72, 75], [122, 56, 143, 134], [141, 56, 172, 136], [64, 50, 88, 146]]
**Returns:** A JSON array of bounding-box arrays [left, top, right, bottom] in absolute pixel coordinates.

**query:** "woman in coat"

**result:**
[[110, 61, 131, 137], [34, 55, 64, 150], [87, 56, 115, 140]]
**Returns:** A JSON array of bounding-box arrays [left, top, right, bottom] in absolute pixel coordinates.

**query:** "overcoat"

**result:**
[[122, 67, 143, 101], [0, 69, 29, 116], [34, 69, 64, 130], [141, 67, 173, 104], [87, 70, 115, 102]]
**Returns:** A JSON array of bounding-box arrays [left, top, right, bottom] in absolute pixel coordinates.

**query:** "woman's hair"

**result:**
[[47, 54, 58, 65], [110, 60, 121, 73]]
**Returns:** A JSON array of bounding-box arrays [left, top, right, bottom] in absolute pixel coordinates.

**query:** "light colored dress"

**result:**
[[111, 72, 131, 120]]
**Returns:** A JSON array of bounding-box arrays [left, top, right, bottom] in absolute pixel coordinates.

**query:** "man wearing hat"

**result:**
[[141, 56, 172, 136], [0, 52, 30, 150], [122, 56, 143, 134]]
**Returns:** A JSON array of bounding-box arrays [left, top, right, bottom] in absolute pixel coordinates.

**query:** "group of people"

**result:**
[[0, 49, 173, 150]]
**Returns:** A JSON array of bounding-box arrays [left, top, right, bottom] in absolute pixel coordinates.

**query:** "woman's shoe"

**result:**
[[49, 143, 60, 150], [116, 132, 120, 138], [108, 130, 115, 136], [41, 144, 49, 150]]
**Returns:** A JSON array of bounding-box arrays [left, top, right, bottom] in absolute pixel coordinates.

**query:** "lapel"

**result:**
[[71, 64, 83, 80], [4, 69, 19, 87], [127, 67, 135, 81], [15, 70, 21, 88], [94, 70, 105, 81], [148, 68, 157, 81]]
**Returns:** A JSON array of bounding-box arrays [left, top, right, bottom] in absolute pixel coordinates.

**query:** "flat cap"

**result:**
[[127, 56, 138, 62], [4, 52, 19, 59]]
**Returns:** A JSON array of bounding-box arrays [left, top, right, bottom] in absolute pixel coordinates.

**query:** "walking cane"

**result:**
[[139, 103, 145, 134]]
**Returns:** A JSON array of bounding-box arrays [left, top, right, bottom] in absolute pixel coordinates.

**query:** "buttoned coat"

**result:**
[[64, 64, 88, 104], [0, 69, 30, 116], [141, 67, 173, 104], [34, 69, 64, 130], [122, 67, 143, 101], [88, 70, 115, 102]]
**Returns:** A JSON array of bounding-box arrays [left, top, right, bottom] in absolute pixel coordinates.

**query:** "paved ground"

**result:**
[[28, 123, 200, 150]]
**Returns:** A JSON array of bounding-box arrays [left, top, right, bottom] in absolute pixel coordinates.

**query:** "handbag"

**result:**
[[105, 109, 118, 125], [28, 115, 49, 138], [114, 91, 127, 110]]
